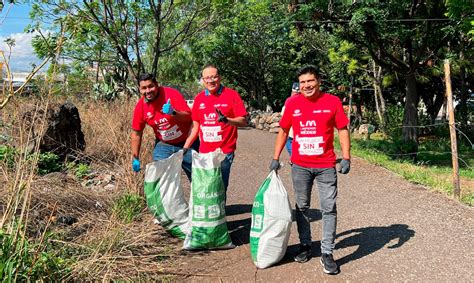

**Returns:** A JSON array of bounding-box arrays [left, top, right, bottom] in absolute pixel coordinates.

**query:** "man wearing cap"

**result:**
[[270, 65, 351, 274], [184, 65, 248, 195], [131, 73, 198, 180]]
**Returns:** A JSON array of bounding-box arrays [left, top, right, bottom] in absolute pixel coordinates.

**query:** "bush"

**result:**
[[0, 145, 18, 169], [66, 162, 91, 179], [0, 227, 71, 281], [36, 152, 62, 175], [112, 193, 145, 224]]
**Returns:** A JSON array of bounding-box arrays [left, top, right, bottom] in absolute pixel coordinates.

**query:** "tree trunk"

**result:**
[[402, 72, 419, 145], [372, 60, 385, 127]]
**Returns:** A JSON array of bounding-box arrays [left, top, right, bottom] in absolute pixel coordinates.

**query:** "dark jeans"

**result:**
[[152, 139, 199, 181], [291, 164, 338, 254]]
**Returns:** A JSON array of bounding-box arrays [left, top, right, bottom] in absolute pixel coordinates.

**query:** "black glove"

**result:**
[[269, 159, 281, 172], [183, 147, 189, 155], [215, 108, 228, 124], [339, 159, 351, 174]]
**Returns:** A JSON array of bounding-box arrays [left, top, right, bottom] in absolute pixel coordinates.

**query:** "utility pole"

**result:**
[[444, 59, 460, 199]]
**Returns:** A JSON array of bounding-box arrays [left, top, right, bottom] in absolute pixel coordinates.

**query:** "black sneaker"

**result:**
[[294, 244, 311, 263], [320, 253, 339, 274]]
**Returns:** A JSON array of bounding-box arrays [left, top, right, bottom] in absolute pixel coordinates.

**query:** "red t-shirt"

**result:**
[[280, 92, 349, 168], [192, 87, 248, 154], [132, 86, 191, 144]]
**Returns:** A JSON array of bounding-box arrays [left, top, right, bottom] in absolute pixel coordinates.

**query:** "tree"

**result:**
[[29, 1, 218, 92], [293, 0, 458, 148], [187, 1, 300, 110]]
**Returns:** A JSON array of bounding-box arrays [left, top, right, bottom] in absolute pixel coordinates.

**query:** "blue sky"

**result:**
[[0, 3, 44, 72]]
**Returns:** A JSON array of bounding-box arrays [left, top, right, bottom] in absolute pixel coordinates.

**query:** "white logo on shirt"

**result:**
[[146, 112, 153, 118], [205, 113, 217, 121], [299, 120, 317, 127], [293, 109, 302, 117], [199, 103, 205, 109]]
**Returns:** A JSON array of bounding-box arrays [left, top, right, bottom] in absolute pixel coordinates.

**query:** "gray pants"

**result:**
[[291, 164, 338, 254]]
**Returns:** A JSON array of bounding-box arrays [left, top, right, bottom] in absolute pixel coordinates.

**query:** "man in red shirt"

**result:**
[[270, 66, 351, 274], [184, 65, 248, 194], [131, 73, 198, 180]]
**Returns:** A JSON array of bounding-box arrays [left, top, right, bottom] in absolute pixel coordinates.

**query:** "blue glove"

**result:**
[[162, 99, 174, 115], [339, 159, 350, 174], [132, 158, 141, 172]]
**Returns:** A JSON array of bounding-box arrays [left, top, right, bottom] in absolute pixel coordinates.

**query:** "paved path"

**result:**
[[172, 128, 473, 282]]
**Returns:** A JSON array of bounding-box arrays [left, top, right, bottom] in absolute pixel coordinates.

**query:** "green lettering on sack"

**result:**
[[250, 176, 271, 262], [144, 179, 185, 239]]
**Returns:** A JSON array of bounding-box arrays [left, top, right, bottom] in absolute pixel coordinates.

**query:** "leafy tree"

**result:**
[[185, 1, 301, 110], [28, 1, 219, 93], [293, 0, 459, 148]]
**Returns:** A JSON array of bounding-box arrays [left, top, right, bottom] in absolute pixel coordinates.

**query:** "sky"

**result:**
[[0, 2, 44, 73]]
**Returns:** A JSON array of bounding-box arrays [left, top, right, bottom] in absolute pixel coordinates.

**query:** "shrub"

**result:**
[[0, 228, 71, 281], [0, 145, 18, 169], [112, 193, 145, 224], [36, 152, 62, 175]]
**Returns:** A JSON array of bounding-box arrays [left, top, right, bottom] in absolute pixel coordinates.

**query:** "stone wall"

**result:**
[[249, 110, 281, 133]]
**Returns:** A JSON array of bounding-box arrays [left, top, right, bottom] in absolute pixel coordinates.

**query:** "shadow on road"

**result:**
[[226, 208, 321, 246], [226, 204, 252, 216], [335, 224, 415, 267]]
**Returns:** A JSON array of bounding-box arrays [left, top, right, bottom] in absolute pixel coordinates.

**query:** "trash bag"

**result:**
[[250, 171, 292, 268], [144, 150, 189, 239], [183, 150, 234, 250]]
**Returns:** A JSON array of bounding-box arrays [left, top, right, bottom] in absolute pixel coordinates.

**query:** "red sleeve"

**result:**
[[191, 93, 202, 122], [334, 97, 349, 129], [131, 99, 146, 131], [279, 102, 292, 130], [231, 91, 248, 118], [167, 88, 191, 113]]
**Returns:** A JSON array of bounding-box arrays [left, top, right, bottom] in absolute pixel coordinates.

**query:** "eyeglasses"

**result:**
[[203, 75, 219, 82]]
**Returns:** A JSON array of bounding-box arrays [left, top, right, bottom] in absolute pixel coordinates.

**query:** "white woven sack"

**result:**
[[250, 171, 292, 268], [144, 150, 189, 239]]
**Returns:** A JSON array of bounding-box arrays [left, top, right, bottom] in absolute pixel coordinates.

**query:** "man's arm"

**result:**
[[131, 130, 143, 159], [172, 110, 192, 123], [273, 128, 289, 160], [227, 115, 248, 127], [338, 126, 351, 160], [184, 121, 200, 149]]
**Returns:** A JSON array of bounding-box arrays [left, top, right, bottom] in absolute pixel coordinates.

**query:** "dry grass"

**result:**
[[0, 95, 184, 281]]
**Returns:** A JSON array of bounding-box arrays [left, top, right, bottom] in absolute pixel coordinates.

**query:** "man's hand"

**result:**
[[339, 159, 350, 174], [215, 108, 228, 124], [162, 99, 174, 115], [132, 158, 141, 172], [269, 159, 281, 173], [183, 147, 189, 155]]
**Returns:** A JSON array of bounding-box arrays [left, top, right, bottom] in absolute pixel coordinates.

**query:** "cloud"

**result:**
[[0, 32, 46, 72]]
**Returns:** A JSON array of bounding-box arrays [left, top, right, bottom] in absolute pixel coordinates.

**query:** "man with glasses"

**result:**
[[184, 65, 248, 197], [131, 73, 198, 180], [270, 65, 351, 274]]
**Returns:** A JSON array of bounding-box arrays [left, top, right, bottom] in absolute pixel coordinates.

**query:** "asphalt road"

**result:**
[[171, 128, 473, 282]]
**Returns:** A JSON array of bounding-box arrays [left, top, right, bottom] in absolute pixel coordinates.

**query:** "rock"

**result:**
[[358, 124, 376, 140], [21, 102, 86, 160], [103, 184, 116, 190], [56, 215, 78, 226], [269, 127, 280, 133]]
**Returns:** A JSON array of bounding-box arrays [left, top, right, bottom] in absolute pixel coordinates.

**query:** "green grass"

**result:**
[[0, 226, 72, 281], [112, 193, 145, 223], [337, 134, 474, 206]]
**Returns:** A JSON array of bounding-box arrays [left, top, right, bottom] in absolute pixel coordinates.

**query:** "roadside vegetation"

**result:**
[[1, 0, 472, 280]]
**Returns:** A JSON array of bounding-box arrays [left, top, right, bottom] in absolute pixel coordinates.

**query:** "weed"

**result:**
[[36, 152, 62, 175], [112, 193, 145, 223], [0, 227, 72, 281], [0, 144, 18, 169]]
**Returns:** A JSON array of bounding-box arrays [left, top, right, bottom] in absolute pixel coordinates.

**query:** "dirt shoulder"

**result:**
[[168, 128, 473, 282]]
